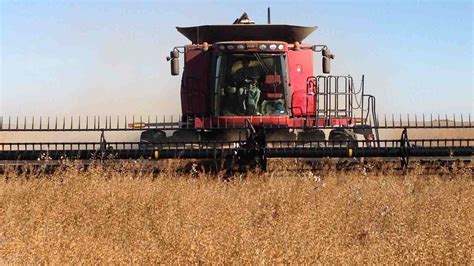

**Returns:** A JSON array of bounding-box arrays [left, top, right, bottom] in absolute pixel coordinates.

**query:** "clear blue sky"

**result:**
[[1, 0, 473, 117]]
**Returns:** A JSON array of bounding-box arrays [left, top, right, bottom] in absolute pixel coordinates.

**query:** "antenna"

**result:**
[[196, 26, 199, 44], [267, 7, 271, 24]]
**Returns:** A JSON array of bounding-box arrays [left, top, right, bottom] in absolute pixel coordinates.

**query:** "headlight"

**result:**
[[278, 44, 284, 50], [236, 44, 245, 50], [227, 44, 235, 50], [219, 45, 226, 50], [259, 44, 267, 50], [269, 44, 277, 50]]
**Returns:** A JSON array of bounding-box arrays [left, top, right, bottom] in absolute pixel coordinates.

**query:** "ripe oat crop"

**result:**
[[1, 160, 472, 264]]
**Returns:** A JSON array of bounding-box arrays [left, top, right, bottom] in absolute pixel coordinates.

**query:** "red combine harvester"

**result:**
[[131, 13, 375, 142], [134, 12, 377, 144], [0, 12, 472, 171]]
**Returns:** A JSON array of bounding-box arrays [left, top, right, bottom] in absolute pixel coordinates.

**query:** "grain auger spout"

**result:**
[[1, 12, 472, 171]]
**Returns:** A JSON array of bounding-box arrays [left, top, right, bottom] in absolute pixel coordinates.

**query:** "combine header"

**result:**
[[1, 12, 472, 171]]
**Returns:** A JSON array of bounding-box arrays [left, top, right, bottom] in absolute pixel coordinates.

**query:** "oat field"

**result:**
[[0, 160, 473, 264]]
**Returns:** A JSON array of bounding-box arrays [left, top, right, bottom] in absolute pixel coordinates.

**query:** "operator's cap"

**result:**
[[226, 86, 237, 94]]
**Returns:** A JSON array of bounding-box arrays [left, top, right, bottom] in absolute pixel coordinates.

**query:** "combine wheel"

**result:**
[[297, 129, 325, 141], [200, 129, 243, 142], [266, 129, 296, 142], [328, 129, 357, 148], [139, 130, 167, 150], [140, 130, 167, 143], [170, 130, 200, 142], [354, 125, 376, 143]]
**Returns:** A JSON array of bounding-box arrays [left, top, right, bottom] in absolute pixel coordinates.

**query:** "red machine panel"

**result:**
[[181, 48, 210, 116], [287, 49, 314, 117]]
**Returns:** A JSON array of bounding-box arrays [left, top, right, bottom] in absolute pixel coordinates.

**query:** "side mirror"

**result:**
[[321, 48, 334, 74], [167, 50, 180, 76], [322, 57, 331, 74], [171, 58, 179, 76]]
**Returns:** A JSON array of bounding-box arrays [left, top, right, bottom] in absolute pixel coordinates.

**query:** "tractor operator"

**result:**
[[243, 77, 261, 115], [222, 59, 261, 115], [222, 78, 261, 116]]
